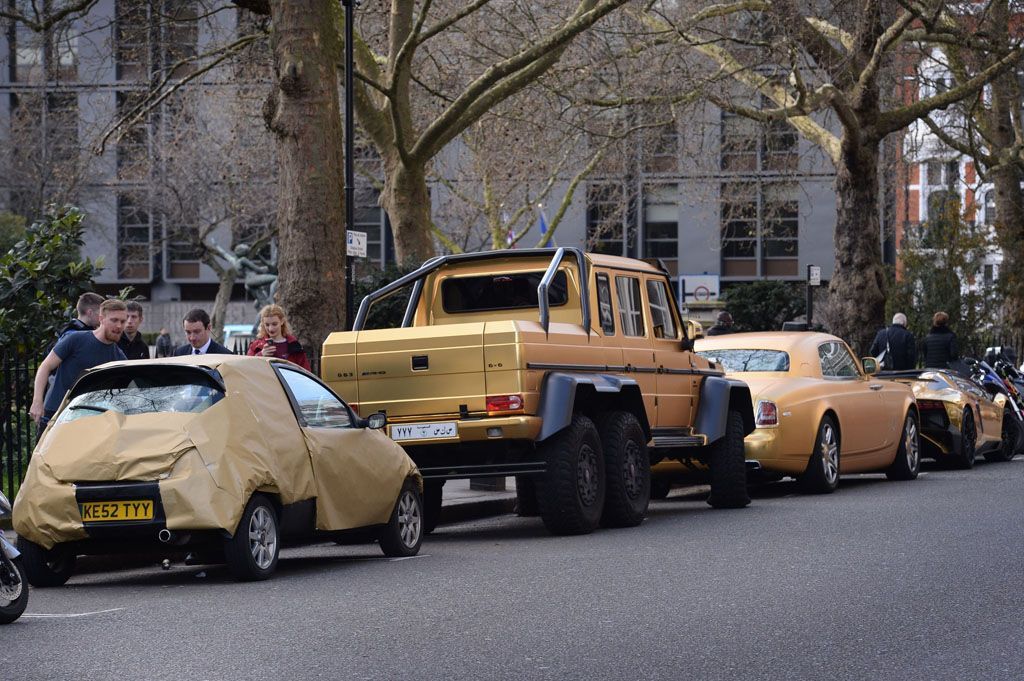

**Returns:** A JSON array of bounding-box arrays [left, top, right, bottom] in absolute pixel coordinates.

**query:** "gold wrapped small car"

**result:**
[[14, 355, 423, 584], [656, 332, 920, 494], [885, 369, 1016, 468]]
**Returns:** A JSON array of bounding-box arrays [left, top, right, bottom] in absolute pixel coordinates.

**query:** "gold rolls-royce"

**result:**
[[685, 332, 921, 494]]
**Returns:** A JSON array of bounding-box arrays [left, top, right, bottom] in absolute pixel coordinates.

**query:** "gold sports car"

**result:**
[[684, 332, 921, 493], [884, 369, 1017, 468]]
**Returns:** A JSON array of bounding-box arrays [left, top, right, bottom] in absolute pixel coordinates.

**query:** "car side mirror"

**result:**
[[680, 337, 694, 352], [861, 357, 878, 375], [365, 412, 387, 429]]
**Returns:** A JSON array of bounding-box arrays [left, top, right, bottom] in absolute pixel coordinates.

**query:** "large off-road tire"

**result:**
[[0, 556, 28, 624], [379, 479, 424, 558], [598, 411, 650, 528], [536, 414, 606, 535], [706, 410, 751, 509], [797, 415, 840, 494], [514, 476, 539, 516], [886, 411, 921, 481], [985, 407, 1020, 462], [17, 536, 75, 588], [954, 408, 977, 469], [423, 482, 443, 534], [224, 494, 280, 581]]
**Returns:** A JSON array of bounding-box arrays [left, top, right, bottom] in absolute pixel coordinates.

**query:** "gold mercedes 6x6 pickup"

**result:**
[[322, 248, 755, 536]]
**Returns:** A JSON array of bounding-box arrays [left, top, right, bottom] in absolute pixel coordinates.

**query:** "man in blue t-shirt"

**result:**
[[30, 299, 128, 433]]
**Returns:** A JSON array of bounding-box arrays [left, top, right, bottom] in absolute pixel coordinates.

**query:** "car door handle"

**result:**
[[869, 383, 884, 391]]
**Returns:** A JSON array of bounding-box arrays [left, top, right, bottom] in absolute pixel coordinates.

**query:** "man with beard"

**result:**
[[30, 299, 128, 434]]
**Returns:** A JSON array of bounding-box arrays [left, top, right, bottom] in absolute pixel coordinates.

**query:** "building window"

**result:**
[[165, 217, 201, 280], [642, 184, 678, 275], [984, 263, 995, 285], [643, 122, 679, 173], [11, 7, 77, 82], [985, 190, 996, 226], [720, 181, 799, 277], [116, 1, 199, 81], [721, 103, 797, 173], [116, 92, 149, 181], [117, 193, 152, 280], [115, 1, 150, 81], [587, 183, 627, 256], [355, 186, 390, 266]]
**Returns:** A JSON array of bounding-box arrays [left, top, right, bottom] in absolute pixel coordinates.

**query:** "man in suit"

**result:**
[[174, 308, 233, 356]]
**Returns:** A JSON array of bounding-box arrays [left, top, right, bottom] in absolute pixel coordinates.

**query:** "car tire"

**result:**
[[650, 477, 672, 500], [886, 411, 921, 480], [0, 557, 28, 624], [598, 411, 650, 528], [379, 479, 424, 558], [797, 415, 840, 494], [514, 476, 539, 516], [224, 494, 279, 581], [423, 482, 443, 534], [536, 413, 606, 535], [986, 407, 1020, 462], [955, 408, 977, 469], [706, 409, 751, 509], [17, 536, 75, 588]]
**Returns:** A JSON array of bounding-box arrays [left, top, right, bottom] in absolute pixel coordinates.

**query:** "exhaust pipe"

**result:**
[[158, 529, 173, 543]]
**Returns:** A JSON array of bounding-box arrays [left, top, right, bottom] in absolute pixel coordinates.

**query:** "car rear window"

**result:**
[[697, 349, 790, 372], [55, 366, 225, 424], [441, 270, 568, 313]]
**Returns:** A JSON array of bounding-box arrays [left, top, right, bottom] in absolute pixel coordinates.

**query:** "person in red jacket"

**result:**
[[246, 304, 311, 371]]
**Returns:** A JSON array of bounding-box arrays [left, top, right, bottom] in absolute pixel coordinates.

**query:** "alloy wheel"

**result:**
[[905, 416, 920, 472], [397, 490, 422, 548], [820, 423, 839, 485], [248, 506, 278, 570]]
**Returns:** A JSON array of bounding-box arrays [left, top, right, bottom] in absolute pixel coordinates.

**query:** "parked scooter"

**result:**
[[0, 489, 28, 624]]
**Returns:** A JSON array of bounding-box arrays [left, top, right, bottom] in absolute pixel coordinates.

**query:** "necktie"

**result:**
[[193, 348, 201, 355]]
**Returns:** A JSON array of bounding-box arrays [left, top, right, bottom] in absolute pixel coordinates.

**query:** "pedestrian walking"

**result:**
[[117, 300, 151, 360], [173, 309, 233, 356], [246, 304, 311, 370], [705, 311, 736, 336], [868, 312, 917, 370], [922, 311, 959, 369], [30, 299, 129, 434], [155, 327, 174, 358]]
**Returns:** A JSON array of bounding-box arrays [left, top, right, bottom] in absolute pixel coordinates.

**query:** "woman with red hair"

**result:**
[[246, 304, 311, 371]]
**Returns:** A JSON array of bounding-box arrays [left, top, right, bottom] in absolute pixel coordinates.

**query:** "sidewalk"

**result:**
[[437, 477, 517, 526]]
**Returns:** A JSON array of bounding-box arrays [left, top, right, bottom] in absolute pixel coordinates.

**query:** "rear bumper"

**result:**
[[387, 415, 542, 445]]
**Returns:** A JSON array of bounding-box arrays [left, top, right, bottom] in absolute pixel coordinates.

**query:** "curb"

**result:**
[[439, 496, 516, 525]]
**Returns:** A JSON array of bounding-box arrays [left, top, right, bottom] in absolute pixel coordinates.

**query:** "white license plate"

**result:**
[[390, 421, 459, 441]]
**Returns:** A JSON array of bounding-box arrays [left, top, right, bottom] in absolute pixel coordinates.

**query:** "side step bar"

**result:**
[[419, 462, 547, 480]]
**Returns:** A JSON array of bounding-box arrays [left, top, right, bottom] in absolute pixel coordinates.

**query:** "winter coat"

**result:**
[[922, 326, 959, 369], [247, 334, 311, 371], [705, 324, 735, 337], [868, 324, 917, 370]]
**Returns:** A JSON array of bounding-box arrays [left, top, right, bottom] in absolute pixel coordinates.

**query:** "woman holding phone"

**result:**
[[246, 304, 311, 371]]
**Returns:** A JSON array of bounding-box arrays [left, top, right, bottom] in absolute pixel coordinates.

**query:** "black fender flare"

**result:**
[[694, 376, 755, 443], [536, 372, 650, 441]]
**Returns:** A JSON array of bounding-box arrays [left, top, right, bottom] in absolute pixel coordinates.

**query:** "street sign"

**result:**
[[678, 275, 720, 305], [346, 230, 367, 258], [808, 265, 821, 287]]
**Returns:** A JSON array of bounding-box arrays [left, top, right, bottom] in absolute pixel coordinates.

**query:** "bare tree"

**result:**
[[646, 0, 1024, 349]]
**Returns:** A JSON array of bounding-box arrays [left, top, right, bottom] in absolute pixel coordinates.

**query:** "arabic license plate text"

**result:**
[[390, 421, 458, 441]]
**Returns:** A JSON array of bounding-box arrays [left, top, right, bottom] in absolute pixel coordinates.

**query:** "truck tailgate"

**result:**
[[323, 323, 489, 417]]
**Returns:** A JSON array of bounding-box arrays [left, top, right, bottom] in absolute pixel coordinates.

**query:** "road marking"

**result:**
[[388, 554, 429, 562], [21, 608, 124, 619]]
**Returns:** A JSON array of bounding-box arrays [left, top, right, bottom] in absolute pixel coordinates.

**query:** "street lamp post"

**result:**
[[342, 0, 356, 330]]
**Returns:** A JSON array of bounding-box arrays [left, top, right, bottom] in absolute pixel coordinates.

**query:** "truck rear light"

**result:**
[[755, 400, 778, 427], [486, 394, 524, 414]]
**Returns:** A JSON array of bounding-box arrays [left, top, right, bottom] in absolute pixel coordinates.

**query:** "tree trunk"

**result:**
[[828, 137, 887, 354], [264, 0, 346, 362], [211, 267, 237, 344], [381, 158, 435, 267]]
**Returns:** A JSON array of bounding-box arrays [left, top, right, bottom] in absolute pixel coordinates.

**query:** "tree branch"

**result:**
[[0, 0, 98, 32]]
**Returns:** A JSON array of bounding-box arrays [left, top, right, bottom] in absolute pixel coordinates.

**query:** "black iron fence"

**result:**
[[1, 351, 40, 500]]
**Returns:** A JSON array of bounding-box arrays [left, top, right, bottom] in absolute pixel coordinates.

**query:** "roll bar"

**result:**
[[352, 248, 591, 338]]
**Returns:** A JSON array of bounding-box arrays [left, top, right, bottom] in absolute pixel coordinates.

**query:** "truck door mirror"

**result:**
[[680, 337, 694, 352]]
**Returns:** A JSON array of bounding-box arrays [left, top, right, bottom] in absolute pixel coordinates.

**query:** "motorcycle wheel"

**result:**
[[0, 556, 28, 624]]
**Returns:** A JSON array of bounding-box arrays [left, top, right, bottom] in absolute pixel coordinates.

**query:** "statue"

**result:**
[[210, 242, 278, 310]]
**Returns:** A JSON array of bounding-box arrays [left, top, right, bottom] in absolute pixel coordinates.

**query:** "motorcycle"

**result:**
[[963, 357, 1024, 457], [0, 489, 28, 624]]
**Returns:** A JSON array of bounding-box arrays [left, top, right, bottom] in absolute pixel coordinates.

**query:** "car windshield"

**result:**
[[698, 349, 791, 372], [55, 367, 225, 424]]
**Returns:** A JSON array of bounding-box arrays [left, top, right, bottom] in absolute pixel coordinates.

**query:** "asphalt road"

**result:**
[[3, 460, 1024, 681]]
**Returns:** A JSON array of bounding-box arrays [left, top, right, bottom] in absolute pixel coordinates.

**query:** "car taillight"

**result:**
[[755, 400, 778, 427], [486, 394, 524, 414], [917, 399, 944, 410]]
